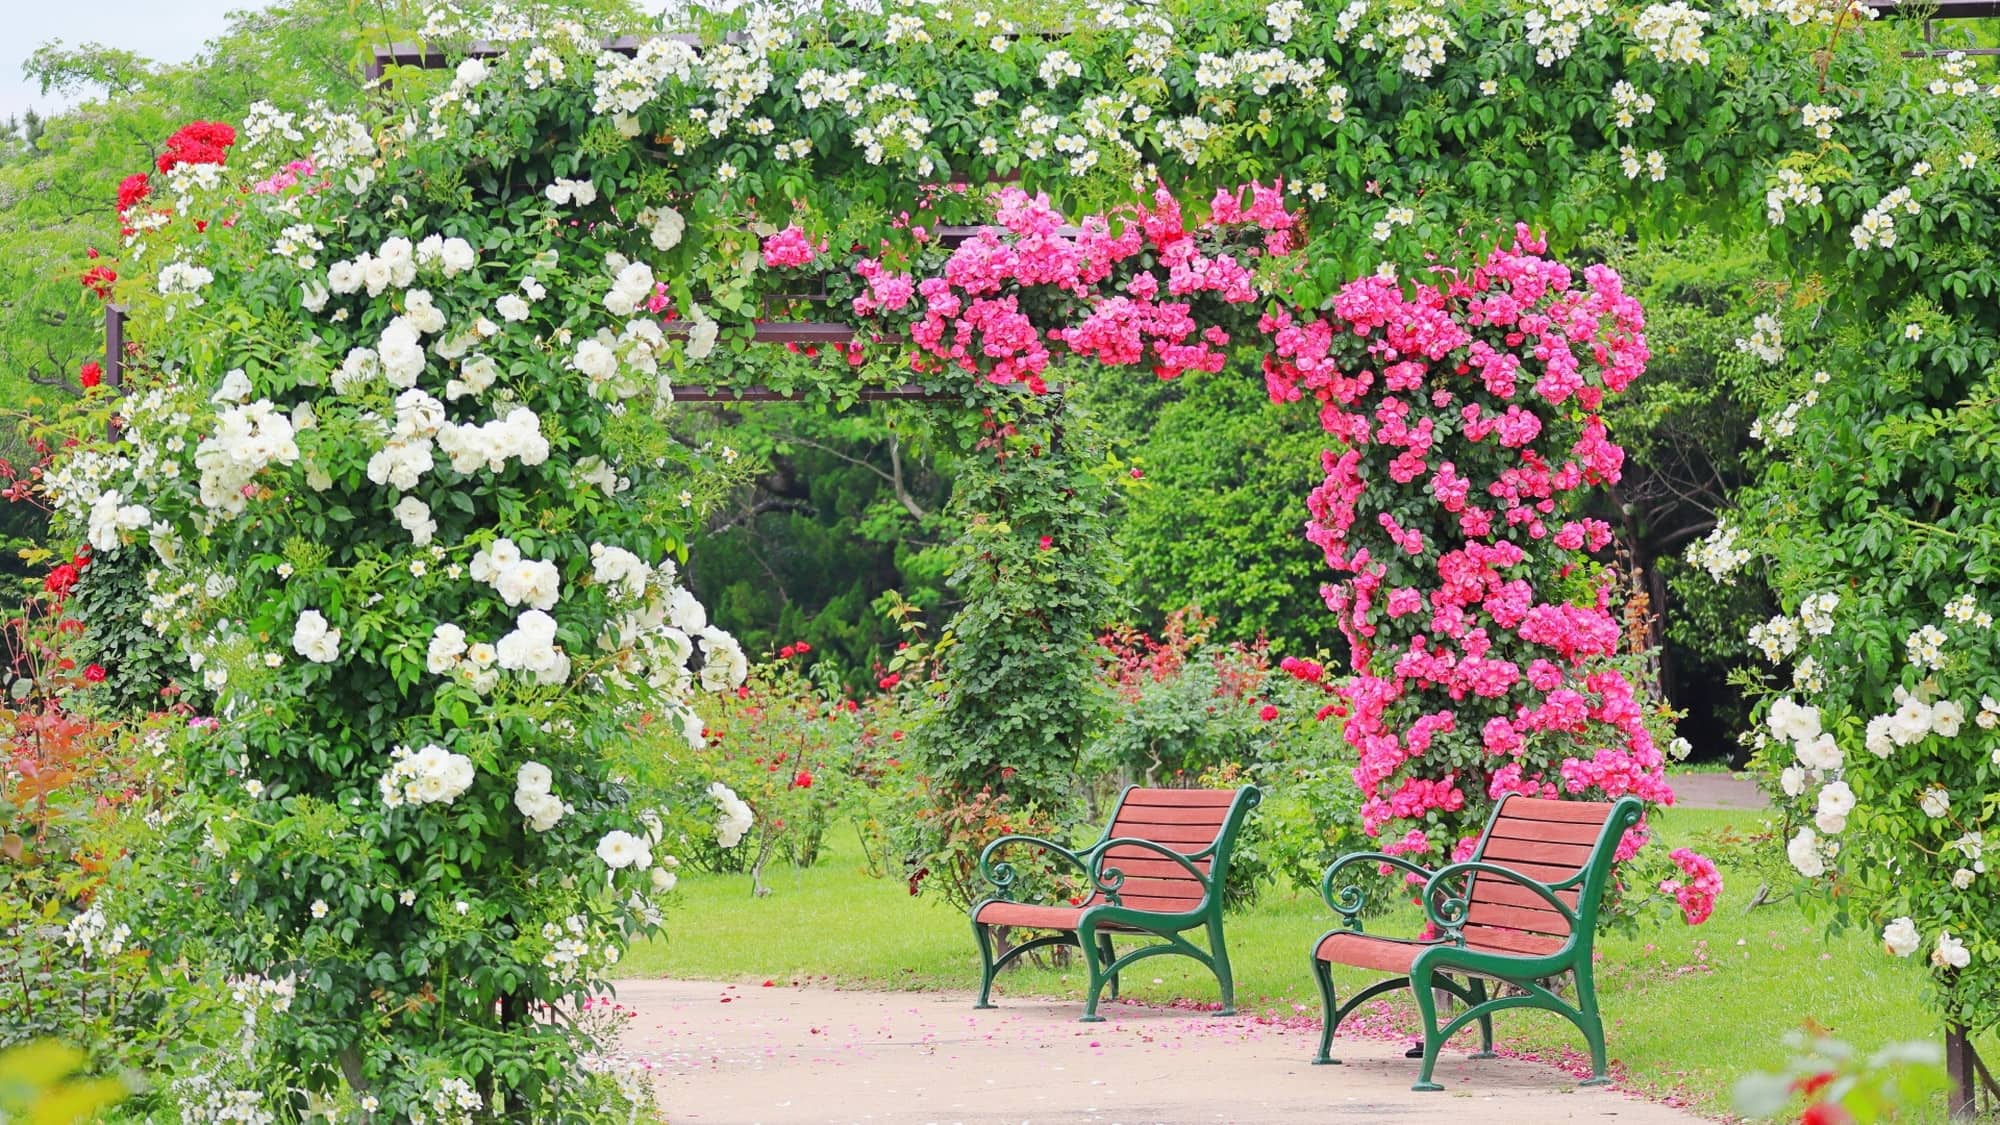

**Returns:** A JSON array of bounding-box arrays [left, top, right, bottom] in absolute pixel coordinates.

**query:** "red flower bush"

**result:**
[[1262, 226, 1683, 867], [156, 121, 237, 173]]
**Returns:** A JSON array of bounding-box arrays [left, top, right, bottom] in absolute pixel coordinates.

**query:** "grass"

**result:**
[[624, 802, 1960, 1118]]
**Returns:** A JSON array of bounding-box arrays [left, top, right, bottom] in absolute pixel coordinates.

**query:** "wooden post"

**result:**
[[104, 304, 126, 391], [1945, 1022, 2000, 1118]]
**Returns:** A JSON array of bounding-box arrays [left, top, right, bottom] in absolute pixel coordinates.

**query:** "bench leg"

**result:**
[[1573, 965, 1611, 1086], [1309, 957, 1340, 1065], [1077, 921, 1108, 1022], [971, 920, 998, 1010], [1206, 916, 1236, 1016], [1466, 977, 1496, 1059], [1410, 961, 1445, 1092], [1097, 933, 1119, 1001]]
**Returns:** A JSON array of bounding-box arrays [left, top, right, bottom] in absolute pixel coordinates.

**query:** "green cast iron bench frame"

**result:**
[[969, 784, 1261, 1022], [1309, 793, 1643, 1090]]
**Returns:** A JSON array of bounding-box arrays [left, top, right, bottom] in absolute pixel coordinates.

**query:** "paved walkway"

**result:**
[[1670, 771, 1766, 811], [617, 979, 1707, 1124]]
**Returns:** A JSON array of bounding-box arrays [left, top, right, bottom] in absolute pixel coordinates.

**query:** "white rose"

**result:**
[[650, 867, 678, 892], [1932, 931, 1970, 969], [516, 761, 553, 796], [1795, 732, 1842, 772], [1787, 826, 1825, 878], [292, 609, 340, 664], [427, 623, 468, 674], [496, 294, 531, 322], [1888, 698, 1933, 746], [1954, 868, 1976, 890], [596, 830, 651, 870], [1932, 700, 1966, 737], [1864, 715, 1895, 757], [1779, 766, 1807, 797], [1883, 916, 1920, 958], [1814, 780, 1854, 834], [1920, 786, 1951, 818]]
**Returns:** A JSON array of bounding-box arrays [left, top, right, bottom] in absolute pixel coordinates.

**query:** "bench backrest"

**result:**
[[1097, 785, 1258, 914], [1461, 795, 1639, 956]]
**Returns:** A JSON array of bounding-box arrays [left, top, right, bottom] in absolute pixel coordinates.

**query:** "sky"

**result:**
[[2, 0, 266, 121]]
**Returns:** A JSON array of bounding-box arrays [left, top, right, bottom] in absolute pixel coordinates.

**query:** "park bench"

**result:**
[[970, 784, 1261, 1022], [1309, 793, 1644, 1090]]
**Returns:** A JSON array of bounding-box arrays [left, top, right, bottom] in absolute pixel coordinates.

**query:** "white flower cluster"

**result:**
[[1944, 592, 1994, 630], [1748, 613, 1801, 662], [1907, 623, 1948, 671], [591, 543, 651, 600], [423, 1077, 485, 1125], [1733, 313, 1783, 365], [1524, 0, 1608, 66], [1883, 917, 1972, 968], [364, 389, 446, 490], [1376, 2, 1462, 78], [194, 399, 301, 516], [64, 900, 131, 959], [1851, 185, 1915, 251], [545, 177, 599, 207], [1733, 0, 1871, 24], [1266, 0, 1307, 40], [1798, 591, 1839, 636], [292, 609, 341, 663], [1633, 2, 1712, 65], [379, 743, 477, 808], [1609, 81, 1656, 128], [436, 407, 551, 475], [709, 782, 754, 847], [327, 235, 421, 298], [394, 496, 437, 546], [158, 259, 216, 303], [1863, 685, 1966, 757], [572, 319, 672, 402], [591, 38, 699, 123], [514, 761, 571, 832], [171, 1077, 275, 1125], [86, 489, 151, 553], [1371, 205, 1417, 242], [427, 623, 500, 691], [471, 537, 562, 611], [497, 609, 572, 685], [597, 829, 654, 870], [1928, 51, 1985, 98], [1618, 145, 1668, 181], [1764, 168, 1823, 226], [1799, 103, 1843, 141]]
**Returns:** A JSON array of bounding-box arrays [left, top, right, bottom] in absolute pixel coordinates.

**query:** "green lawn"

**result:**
[[625, 805, 1957, 1118]]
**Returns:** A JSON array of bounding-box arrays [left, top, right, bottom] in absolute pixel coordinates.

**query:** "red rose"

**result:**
[[878, 673, 901, 690], [779, 645, 796, 659], [79, 362, 103, 388], [116, 173, 150, 214], [792, 771, 813, 789], [1258, 704, 1279, 721], [84, 664, 107, 683], [44, 562, 80, 596], [80, 266, 118, 300], [1038, 535, 1054, 550], [795, 642, 811, 653], [157, 121, 237, 174]]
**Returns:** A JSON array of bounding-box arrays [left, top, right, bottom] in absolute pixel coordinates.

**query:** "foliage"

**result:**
[[902, 393, 1116, 906], [1732, 1030, 1948, 1124], [0, 1041, 129, 1124], [1089, 609, 1278, 785], [1079, 368, 1342, 654], [40, 88, 756, 1113], [683, 401, 959, 690]]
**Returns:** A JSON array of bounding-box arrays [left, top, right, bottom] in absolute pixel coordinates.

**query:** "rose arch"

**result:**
[[50, 0, 2000, 1116]]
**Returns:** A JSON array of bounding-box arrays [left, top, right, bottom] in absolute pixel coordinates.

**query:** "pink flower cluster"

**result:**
[[1659, 847, 1721, 925], [852, 184, 1290, 391], [1268, 227, 1685, 877], [761, 224, 825, 269]]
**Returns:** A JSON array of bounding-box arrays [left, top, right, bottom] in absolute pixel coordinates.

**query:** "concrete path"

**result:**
[[616, 979, 1707, 1124], [1670, 771, 1766, 811]]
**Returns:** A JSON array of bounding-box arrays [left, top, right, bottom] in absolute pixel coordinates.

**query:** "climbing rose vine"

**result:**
[[1265, 227, 1702, 899]]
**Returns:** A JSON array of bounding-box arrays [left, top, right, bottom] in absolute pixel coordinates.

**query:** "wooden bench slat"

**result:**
[[1116, 893, 1209, 913], [1108, 821, 1227, 846], [1470, 878, 1579, 912], [1487, 817, 1604, 846], [1122, 788, 1239, 807], [1464, 901, 1571, 938], [1109, 804, 1238, 826], [1100, 854, 1211, 880], [1472, 858, 1581, 885], [1462, 924, 1568, 957], [1492, 796, 1617, 824], [1107, 876, 1207, 902], [1480, 836, 1594, 869]]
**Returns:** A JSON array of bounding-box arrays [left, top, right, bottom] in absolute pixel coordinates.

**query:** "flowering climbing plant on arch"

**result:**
[[49, 0, 2000, 1113]]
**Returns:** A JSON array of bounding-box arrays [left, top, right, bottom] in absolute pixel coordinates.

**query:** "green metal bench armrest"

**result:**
[[1089, 836, 1214, 906], [1420, 860, 1580, 937], [977, 834, 1101, 900], [1320, 852, 1439, 932]]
